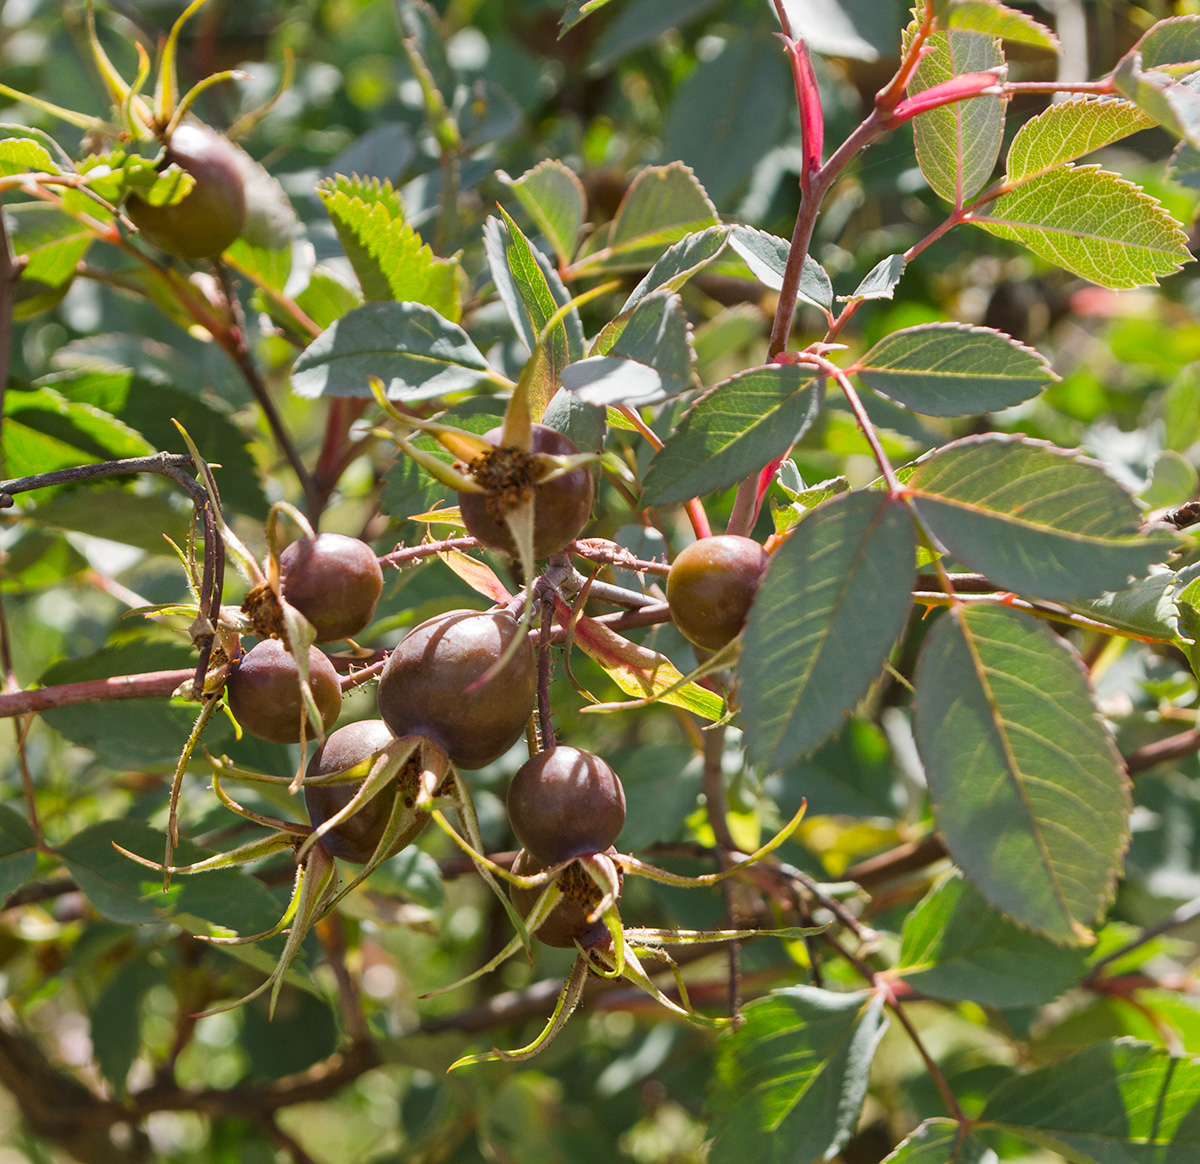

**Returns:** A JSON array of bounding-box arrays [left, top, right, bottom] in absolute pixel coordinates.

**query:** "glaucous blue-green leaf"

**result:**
[[909, 29, 1006, 204], [853, 323, 1056, 416], [894, 872, 1088, 1006], [1169, 138, 1200, 187], [943, 1, 1058, 51], [621, 225, 730, 312], [980, 1039, 1200, 1161], [561, 356, 670, 408], [741, 492, 915, 770], [707, 987, 887, 1164], [57, 819, 173, 924], [317, 174, 459, 319], [908, 435, 1177, 600], [971, 165, 1191, 289], [0, 805, 37, 902], [485, 207, 583, 418], [881, 1119, 997, 1164], [501, 159, 586, 267], [541, 387, 606, 454], [778, 0, 880, 61], [1004, 97, 1153, 182], [291, 301, 496, 401], [395, 0, 455, 100], [913, 605, 1129, 942], [586, 289, 696, 402], [578, 161, 719, 271], [1113, 54, 1200, 148], [1133, 15, 1200, 73], [841, 254, 906, 303], [728, 225, 834, 312], [591, 0, 722, 69], [640, 364, 822, 506], [662, 29, 789, 206]]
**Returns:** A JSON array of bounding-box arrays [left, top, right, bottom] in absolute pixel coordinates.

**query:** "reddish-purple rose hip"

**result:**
[[225, 638, 341, 744], [506, 746, 625, 866], [376, 609, 536, 770], [279, 532, 384, 643], [457, 424, 593, 559]]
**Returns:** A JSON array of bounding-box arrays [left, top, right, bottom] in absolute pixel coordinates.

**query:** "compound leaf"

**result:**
[[291, 301, 496, 401], [909, 29, 1006, 204], [707, 987, 887, 1164], [980, 1039, 1200, 1161], [971, 165, 1191, 289], [502, 159, 586, 267], [908, 435, 1177, 601], [913, 605, 1129, 943], [854, 323, 1056, 416], [894, 872, 1088, 1006], [641, 364, 823, 506], [741, 491, 916, 770]]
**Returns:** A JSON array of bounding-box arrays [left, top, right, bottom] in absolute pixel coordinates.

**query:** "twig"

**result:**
[[212, 261, 318, 517], [1125, 728, 1200, 775], [0, 669, 195, 719], [378, 535, 481, 569], [1086, 894, 1200, 980], [844, 834, 948, 890]]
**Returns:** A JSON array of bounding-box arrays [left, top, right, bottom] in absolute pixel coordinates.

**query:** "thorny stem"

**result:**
[[568, 539, 671, 577], [378, 535, 481, 569], [0, 193, 40, 845], [213, 261, 319, 518], [537, 594, 555, 749]]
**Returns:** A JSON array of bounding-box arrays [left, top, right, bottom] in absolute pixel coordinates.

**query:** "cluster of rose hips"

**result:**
[[151, 416, 781, 1039]]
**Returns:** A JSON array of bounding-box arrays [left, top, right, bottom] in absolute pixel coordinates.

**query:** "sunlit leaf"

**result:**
[[502, 159, 586, 267], [880, 1119, 997, 1164], [1004, 97, 1154, 182]]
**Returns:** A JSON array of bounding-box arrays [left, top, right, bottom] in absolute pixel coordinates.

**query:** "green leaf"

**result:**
[[972, 165, 1191, 289], [707, 987, 888, 1164], [318, 175, 459, 319], [586, 289, 697, 402], [3, 385, 153, 486], [587, 161, 719, 271], [1004, 98, 1154, 182], [291, 301, 495, 401], [909, 435, 1176, 600], [894, 872, 1088, 1006], [484, 207, 583, 417], [226, 156, 308, 296], [880, 1119, 997, 1164], [840, 254, 907, 303], [913, 606, 1129, 942], [728, 225, 834, 312], [57, 819, 174, 924], [1064, 568, 1179, 641], [640, 364, 823, 506], [853, 323, 1056, 416], [621, 225, 730, 312], [661, 29, 789, 207], [39, 638, 201, 768], [27, 486, 189, 556], [90, 956, 162, 1092], [560, 0, 616, 34], [1168, 138, 1200, 187], [944, 1, 1058, 52], [909, 30, 1006, 204], [0, 137, 59, 177], [1113, 55, 1200, 149], [293, 267, 363, 330], [980, 1039, 1200, 1161], [1133, 15, 1200, 73], [8, 203, 95, 291], [0, 805, 37, 902], [501, 159, 586, 267], [740, 492, 916, 770], [49, 367, 268, 518]]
